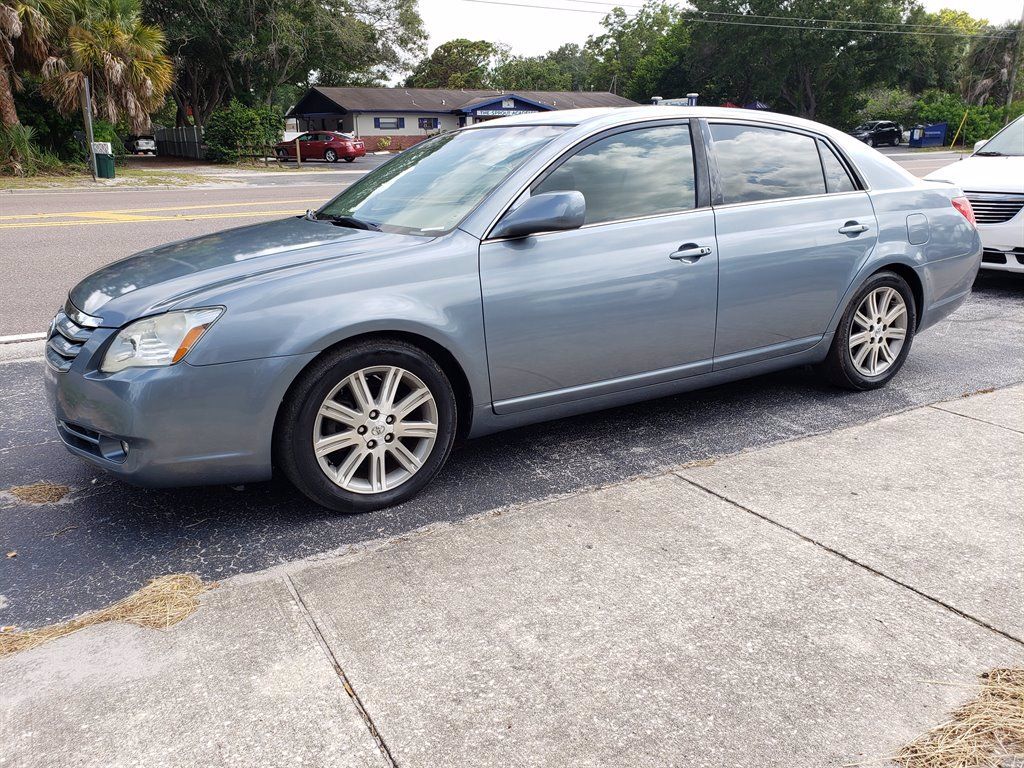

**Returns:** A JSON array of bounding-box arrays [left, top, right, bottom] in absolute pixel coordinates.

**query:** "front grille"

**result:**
[[982, 250, 1008, 264], [964, 192, 1024, 224], [46, 300, 101, 372]]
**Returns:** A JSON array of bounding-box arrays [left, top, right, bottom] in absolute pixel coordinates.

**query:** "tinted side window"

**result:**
[[819, 141, 857, 193], [534, 124, 695, 225], [709, 124, 826, 204]]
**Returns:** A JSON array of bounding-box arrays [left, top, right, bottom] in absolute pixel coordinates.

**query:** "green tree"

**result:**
[[682, 0, 911, 123], [961, 20, 1023, 107], [41, 0, 173, 132], [145, 0, 425, 126], [491, 55, 571, 91], [405, 38, 503, 88], [0, 0, 52, 126], [584, 2, 679, 97]]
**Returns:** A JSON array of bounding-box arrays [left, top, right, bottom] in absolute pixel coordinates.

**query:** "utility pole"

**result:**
[[80, 76, 96, 181], [1006, 2, 1024, 124]]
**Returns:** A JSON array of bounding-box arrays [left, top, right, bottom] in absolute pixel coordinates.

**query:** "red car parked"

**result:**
[[274, 131, 366, 163]]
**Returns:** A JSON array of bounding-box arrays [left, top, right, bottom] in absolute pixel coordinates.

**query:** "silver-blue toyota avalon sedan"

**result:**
[[45, 107, 982, 512]]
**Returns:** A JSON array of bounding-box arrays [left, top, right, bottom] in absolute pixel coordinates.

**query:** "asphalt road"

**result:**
[[2, 145, 1015, 631], [0, 158, 387, 337]]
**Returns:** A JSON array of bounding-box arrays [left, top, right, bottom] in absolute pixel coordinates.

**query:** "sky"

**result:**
[[417, 0, 1023, 59]]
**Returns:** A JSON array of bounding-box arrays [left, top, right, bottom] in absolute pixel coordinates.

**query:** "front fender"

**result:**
[[182, 229, 491, 407]]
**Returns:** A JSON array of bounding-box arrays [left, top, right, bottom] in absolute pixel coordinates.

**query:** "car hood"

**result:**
[[70, 217, 418, 326], [924, 155, 1024, 194]]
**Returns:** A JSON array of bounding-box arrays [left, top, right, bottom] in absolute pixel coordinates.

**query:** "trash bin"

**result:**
[[92, 141, 115, 179], [908, 122, 947, 148]]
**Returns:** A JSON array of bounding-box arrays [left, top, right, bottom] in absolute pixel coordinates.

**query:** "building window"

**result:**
[[419, 117, 439, 130], [373, 117, 405, 130]]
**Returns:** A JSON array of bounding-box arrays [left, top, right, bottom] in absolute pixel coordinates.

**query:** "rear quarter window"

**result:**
[[709, 124, 827, 204]]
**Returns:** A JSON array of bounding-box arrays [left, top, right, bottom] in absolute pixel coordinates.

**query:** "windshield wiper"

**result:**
[[974, 150, 1004, 156], [311, 212, 381, 231]]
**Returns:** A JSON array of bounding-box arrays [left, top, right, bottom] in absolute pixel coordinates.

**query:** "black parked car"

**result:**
[[849, 121, 902, 147]]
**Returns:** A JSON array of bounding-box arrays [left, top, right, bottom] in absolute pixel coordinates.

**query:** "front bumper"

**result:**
[[45, 348, 315, 487], [974, 204, 1024, 273]]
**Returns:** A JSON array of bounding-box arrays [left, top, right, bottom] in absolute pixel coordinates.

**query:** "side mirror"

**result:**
[[490, 191, 586, 240], [973, 139, 988, 151]]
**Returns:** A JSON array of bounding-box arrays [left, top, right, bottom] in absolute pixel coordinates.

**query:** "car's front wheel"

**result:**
[[325, 149, 338, 163], [276, 148, 288, 160], [276, 340, 457, 513], [822, 271, 916, 390]]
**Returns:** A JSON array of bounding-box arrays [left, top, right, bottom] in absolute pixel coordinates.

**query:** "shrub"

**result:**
[[913, 91, 1024, 146], [0, 124, 80, 176], [204, 101, 284, 163], [376, 136, 392, 151]]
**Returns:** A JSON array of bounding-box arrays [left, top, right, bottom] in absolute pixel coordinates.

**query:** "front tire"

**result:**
[[822, 271, 916, 390], [276, 340, 457, 513], [325, 149, 338, 163]]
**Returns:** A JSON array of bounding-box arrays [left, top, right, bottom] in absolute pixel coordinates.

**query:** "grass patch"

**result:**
[[895, 668, 1024, 768], [6, 481, 69, 504], [961, 387, 996, 398], [0, 574, 213, 657], [0, 169, 211, 190]]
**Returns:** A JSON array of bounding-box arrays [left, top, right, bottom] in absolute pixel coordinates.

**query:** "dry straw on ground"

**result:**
[[895, 667, 1024, 768], [6, 481, 70, 504], [0, 574, 212, 657]]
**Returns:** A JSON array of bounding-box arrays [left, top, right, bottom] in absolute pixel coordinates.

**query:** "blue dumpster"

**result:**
[[909, 122, 947, 148]]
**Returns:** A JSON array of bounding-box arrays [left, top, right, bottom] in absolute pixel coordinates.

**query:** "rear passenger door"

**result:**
[[706, 121, 878, 366]]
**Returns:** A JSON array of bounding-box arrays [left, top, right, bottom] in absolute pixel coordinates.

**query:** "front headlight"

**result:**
[[100, 308, 223, 373]]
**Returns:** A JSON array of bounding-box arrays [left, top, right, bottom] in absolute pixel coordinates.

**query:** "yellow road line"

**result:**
[[0, 209, 308, 230], [0, 198, 322, 221]]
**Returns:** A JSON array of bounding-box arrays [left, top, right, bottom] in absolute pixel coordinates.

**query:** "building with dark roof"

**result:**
[[287, 87, 637, 149]]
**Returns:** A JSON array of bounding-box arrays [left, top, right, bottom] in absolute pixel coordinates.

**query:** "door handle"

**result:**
[[669, 243, 713, 262], [838, 221, 869, 235]]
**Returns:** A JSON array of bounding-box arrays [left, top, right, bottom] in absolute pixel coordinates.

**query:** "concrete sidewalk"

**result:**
[[2, 387, 1022, 767]]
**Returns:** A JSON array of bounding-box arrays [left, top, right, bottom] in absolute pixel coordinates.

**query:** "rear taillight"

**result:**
[[951, 196, 976, 227]]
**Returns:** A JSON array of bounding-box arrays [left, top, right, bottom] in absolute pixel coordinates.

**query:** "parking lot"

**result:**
[[0, 145, 1013, 632]]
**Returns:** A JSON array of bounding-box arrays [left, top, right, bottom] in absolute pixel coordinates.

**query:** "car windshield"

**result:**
[[854, 122, 880, 131], [317, 125, 567, 235], [975, 117, 1024, 156]]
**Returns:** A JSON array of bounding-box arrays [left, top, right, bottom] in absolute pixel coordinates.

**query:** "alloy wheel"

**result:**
[[313, 366, 439, 494], [848, 287, 908, 377]]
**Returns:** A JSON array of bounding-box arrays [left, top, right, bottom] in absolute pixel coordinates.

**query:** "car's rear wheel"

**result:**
[[325, 149, 338, 163], [276, 148, 288, 160], [344, 156, 355, 163], [276, 340, 457, 513], [822, 271, 916, 390]]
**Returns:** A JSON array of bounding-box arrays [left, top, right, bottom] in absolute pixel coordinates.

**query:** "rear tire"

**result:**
[[822, 271, 916, 390], [344, 156, 355, 163], [276, 340, 457, 513]]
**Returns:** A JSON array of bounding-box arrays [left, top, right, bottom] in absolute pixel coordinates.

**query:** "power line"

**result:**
[[460, 0, 1017, 39], [548, 0, 1015, 33]]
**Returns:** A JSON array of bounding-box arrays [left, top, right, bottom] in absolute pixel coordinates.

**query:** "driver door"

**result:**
[[479, 121, 719, 414]]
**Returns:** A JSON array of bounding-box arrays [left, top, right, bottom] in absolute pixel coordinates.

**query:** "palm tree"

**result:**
[[0, 0, 52, 126], [42, 0, 172, 132]]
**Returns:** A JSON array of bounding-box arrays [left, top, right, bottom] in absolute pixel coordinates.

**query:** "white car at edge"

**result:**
[[925, 115, 1024, 274]]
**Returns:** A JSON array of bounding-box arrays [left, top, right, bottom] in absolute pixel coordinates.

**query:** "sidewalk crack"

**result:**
[[283, 574, 399, 767], [672, 472, 1024, 649], [928, 404, 1024, 436]]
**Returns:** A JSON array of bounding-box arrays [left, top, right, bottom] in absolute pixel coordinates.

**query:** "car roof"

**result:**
[[475, 105, 855, 139]]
